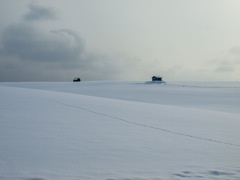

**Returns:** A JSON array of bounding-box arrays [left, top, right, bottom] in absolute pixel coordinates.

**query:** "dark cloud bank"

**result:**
[[0, 4, 139, 82]]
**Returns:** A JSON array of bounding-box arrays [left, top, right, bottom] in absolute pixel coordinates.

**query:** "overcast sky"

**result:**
[[0, 0, 240, 82]]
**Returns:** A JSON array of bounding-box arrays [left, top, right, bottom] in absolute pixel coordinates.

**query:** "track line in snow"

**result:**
[[55, 101, 240, 147]]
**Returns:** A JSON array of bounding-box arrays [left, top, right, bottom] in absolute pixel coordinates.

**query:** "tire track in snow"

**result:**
[[55, 101, 240, 147]]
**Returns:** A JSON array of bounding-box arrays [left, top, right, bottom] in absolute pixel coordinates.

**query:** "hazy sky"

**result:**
[[0, 0, 240, 81]]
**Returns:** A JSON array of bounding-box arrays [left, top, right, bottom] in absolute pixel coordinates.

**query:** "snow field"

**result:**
[[0, 82, 240, 180]]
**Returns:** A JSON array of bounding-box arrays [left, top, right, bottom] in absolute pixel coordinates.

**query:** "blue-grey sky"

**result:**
[[0, 0, 240, 81]]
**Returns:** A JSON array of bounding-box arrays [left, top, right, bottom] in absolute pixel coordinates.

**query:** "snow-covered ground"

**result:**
[[0, 81, 240, 180]]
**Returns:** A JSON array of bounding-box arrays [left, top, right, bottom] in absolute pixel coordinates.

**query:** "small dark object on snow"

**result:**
[[152, 76, 162, 81], [73, 77, 81, 82]]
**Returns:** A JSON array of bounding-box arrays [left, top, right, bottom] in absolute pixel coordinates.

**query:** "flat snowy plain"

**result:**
[[0, 81, 240, 180]]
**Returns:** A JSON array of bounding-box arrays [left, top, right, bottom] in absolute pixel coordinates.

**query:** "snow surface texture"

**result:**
[[0, 81, 240, 180]]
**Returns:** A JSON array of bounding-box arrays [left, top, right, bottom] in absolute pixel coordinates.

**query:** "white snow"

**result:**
[[0, 81, 240, 180]]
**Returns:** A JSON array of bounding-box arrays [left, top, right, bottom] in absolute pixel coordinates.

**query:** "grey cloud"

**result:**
[[2, 23, 84, 63], [212, 60, 236, 73], [208, 47, 240, 74], [0, 3, 145, 82], [215, 66, 234, 72], [229, 47, 240, 55], [23, 4, 56, 21], [0, 23, 137, 81]]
